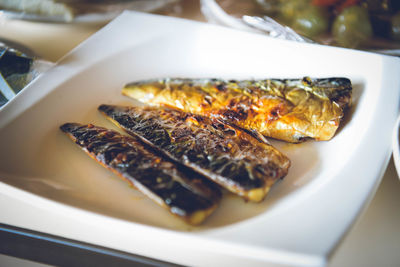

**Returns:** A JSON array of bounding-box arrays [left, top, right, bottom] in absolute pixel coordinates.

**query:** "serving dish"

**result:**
[[0, 11, 399, 266], [201, 0, 400, 56]]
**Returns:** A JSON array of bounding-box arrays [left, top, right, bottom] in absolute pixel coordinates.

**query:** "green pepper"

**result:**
[[292, 5, 330, 38], [332, 6, 373, 48], [278, 0, 311, 24]]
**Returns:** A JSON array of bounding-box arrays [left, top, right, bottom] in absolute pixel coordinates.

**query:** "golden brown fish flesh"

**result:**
[[122, 77, 352, 142], [60, 123, 221, 225], [98, 104, 290, 202]]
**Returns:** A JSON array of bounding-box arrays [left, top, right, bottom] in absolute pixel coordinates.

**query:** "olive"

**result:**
[[391, 11, 400, 41], [278, 0, 310, 25], [291, 6, 329, 38], [332, 6, 373, 48]]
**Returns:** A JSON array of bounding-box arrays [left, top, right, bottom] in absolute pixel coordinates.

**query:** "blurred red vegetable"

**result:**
[[312, 0, 341, 6], [337, 0, 359, 11], [312, 0, 359, 11]]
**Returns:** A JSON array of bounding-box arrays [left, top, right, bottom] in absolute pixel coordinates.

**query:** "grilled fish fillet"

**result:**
[[60, 123, 221, 225], [122, 77, 352, 142], [99, 104, 290, 202]]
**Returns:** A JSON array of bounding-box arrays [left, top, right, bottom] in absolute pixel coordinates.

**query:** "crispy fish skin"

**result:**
[[122, 77, 352, 142], [98, 105, 290, 202], [60, 123, 221, 225]]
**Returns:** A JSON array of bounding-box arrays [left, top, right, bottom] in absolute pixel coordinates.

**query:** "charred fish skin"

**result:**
[[122, 77, 352, 143], [98, 105, 290, 202], [60, 123, 221, 225]]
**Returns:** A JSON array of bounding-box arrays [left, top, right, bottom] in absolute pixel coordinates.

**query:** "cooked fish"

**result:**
[[98, 104, 290, 202], [122, 77, 352, 142], [60, 122, 221, 225]]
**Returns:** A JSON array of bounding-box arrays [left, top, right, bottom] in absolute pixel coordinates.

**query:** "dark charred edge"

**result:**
[[60, 122, 79, 134], [60, 122, 220, 224], [302, 77, 352, 111], [121, 127, 235, 196], [98, 105, 262, 193], [98, 105, 223, 201], [98, 105, 225, 198], [131, 137, 224, 202], [98, 105, 289, 200], [112, 126, 255, 200]]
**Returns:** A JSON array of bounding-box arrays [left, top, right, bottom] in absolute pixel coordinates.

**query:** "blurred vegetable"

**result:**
[[391, 11, 400, 41], [313, 0, 360, 12], [278, 0, 310, 24], [252, 0, 400, 49], [337, 0, 360, 11], [333, 6, 373, 48], [361, 0, 391, 13], [312, 0, 341, 5], [292, 6, 329, 38]]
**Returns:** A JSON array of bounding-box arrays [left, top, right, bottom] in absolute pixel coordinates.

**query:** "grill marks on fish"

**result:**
[[60, 123, 221, 225], [122, 77, 352, 142], [98, 104, 290, 202]]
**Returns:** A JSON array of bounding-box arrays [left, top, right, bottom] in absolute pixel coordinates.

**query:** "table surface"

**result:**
[[0, 1, 399, 266]]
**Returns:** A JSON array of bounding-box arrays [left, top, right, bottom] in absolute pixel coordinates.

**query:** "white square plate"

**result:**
[[0, 11, 399, 266]]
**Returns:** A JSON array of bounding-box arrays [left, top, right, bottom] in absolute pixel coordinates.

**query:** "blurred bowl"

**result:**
[[200, 0, 400, 56]]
